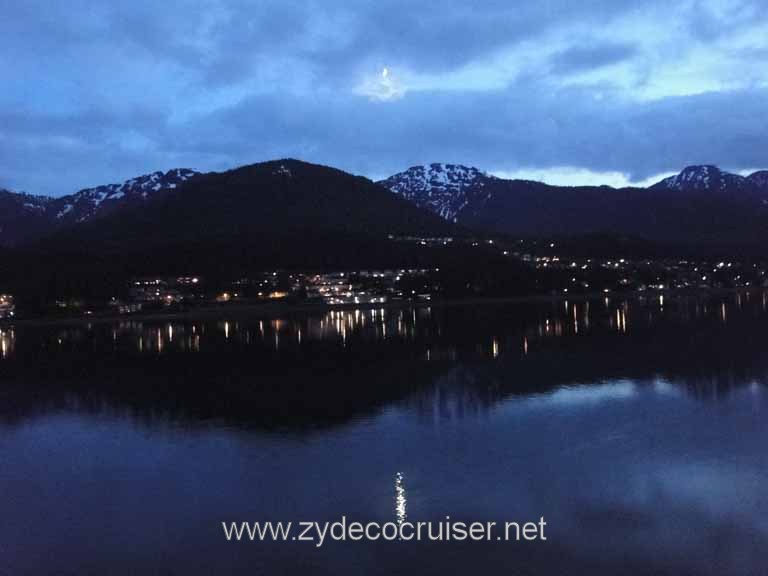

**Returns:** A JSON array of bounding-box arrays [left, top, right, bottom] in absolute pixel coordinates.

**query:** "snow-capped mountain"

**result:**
[[0, 189, 52, 213], [379, 163, 768, 244], [1, 160, 456, 248], [653, 165, 752, 193], [5, 160, 768, 248], [51, 168, 199, 225], [377, 163, 496, 222], [748, 170, 768, 190], [42, 159, 456, 253], [0, 169, 199, 246]]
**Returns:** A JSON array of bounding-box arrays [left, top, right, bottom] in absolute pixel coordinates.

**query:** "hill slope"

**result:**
[[0, 189, 53, 246]]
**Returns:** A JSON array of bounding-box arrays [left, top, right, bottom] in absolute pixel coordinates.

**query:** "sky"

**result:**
[[2, 0, 768, 196]]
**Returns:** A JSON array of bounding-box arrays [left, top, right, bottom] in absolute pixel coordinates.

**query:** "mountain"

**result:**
[[652, 165, 750, 193], [4, 160, 464, 305], [31, 159, 458, 277], [378, 163, 496, 221], [7, 159, 768, 252], [54, 159, 456, 245], [379, 164, 768, 246], [748, 170, 768, 190], [49, 168, 199, 226], [0, 169, 199, 246]]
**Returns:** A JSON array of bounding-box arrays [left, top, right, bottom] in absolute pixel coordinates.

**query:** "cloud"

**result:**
[[549, 43, 638, 74], [355, 67, 407, 101], [1, 0, 768, 195], [491, 167, 676, 188]]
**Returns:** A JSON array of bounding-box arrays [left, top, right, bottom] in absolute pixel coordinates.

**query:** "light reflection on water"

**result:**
[[1, 293, 768, 574], [0, 291, 761, 363], [395, 472, 407, 526], [0, 327, 13, 359]]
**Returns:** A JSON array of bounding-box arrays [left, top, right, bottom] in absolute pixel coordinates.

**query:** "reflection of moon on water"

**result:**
[[395, 472, 407, 525]]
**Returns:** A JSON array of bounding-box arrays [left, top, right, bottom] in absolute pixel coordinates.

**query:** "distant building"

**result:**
[[108, 298, 143, 315], [0, 294, 15, 319], [302, 269, 435, 304], [129, 276, 204, 305], [303, 272, 386, 305]]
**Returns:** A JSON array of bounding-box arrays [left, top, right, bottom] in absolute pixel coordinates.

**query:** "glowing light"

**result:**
[[394, 472, 407, 526], [356, 66, 406, 101]]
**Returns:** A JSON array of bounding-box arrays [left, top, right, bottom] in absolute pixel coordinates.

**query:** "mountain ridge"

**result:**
[[41, 158, 458, 252], [0, 168, 200, 246], [3, 160, 768, 247], [51, 168, 199, 225], [377, 163, 497, 222], [2, 158, 464, 307], [378, 163, 768, 245]]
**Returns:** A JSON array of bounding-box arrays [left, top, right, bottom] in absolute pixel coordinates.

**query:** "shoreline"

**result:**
[[0, 286, 760, 328]]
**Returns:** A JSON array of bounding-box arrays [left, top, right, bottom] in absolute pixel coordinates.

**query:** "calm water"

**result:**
[[2, 293, 768, 574]]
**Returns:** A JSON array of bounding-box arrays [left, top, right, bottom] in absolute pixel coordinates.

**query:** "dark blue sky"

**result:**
[[2, 0, 767, 196]]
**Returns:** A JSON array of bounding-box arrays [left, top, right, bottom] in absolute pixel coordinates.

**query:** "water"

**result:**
[[2, 293, 768, 574]]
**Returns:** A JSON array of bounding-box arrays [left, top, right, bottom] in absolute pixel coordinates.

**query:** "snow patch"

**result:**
[[379, 163, 494, 222]]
